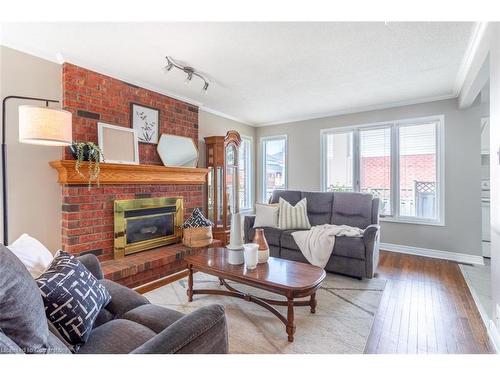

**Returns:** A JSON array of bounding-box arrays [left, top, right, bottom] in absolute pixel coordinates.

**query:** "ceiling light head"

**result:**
[[202, 81, 209, 93]]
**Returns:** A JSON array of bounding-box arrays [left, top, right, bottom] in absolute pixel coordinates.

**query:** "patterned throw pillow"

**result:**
[[278, 197, 311, 230], [36, 251, 111, 351], [181, 207, 214, 228]]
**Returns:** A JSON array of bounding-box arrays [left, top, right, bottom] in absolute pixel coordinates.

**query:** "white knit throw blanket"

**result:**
[[291, 224, 364, 269]]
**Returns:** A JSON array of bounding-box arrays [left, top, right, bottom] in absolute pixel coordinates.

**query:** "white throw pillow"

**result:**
[[8, 233, 54, 278], [278, 197, 311, 230], [253, 203, 280, 228]]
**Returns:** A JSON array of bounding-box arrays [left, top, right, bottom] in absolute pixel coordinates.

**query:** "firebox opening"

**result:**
[[114, 197, 183, 259], [126, 213, 175, 244]]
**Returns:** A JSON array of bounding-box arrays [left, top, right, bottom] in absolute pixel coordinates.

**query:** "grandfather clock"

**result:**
[[204, 130, 241, 245]]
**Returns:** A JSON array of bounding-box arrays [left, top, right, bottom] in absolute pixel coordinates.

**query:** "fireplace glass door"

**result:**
[[114, 197, 183, 258]]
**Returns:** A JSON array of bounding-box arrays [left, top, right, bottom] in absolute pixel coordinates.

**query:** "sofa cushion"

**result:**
[[331, 192, 373, 229], [0, 329, 23, 354], [93, 308, 115, 329], [269, 190, 301, 205], [36, 251, 111, 350], [0, 245, 50, 353], [77, 319, 155, 354], [333, 237, 366, 260], [301, 191, 334, 225], [100, 279, 149, 318], [121, 304, 184, 333], [278, 197, 311, 230], [253, 203, 279, 228], [280, 230, 300, 251], [280, 230, 365, 260], [7, 233, 54, 278], [47, 332, 71, 354], [260, 227, 283, 247]]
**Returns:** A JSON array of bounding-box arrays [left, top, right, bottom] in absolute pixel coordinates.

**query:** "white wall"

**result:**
[[489, 23, 500, 342], [0, 46, 62, 252], [256, 98, 483, 256], [198, 110, 257, 210]]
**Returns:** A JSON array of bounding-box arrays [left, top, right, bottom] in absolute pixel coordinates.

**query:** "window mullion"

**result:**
[[353, 130, 360, 192], [391, 124, 400, 220]]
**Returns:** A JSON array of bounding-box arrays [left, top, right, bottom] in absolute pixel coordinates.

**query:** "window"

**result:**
[[323, 131, 354, 192], [238, 136, 253, 211], [360, 127, 392, 216], [321, 116, 443, 225], [261, 135, 287, 202], [399, 123, 437, 220]]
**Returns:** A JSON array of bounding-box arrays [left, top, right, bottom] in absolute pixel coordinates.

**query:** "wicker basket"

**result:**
[[182, 226, 213, 248]]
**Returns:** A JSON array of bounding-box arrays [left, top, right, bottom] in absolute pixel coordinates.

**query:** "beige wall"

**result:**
[[0, 46, 62, 252], [198, 110, 257, 210], [256, 98, 483, 256]]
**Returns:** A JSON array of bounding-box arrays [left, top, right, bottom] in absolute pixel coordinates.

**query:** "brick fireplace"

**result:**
[[59, 63, 203, 262]]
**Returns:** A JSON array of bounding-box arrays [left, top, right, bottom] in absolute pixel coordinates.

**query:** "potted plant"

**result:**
[[68, 141, 104, 188]]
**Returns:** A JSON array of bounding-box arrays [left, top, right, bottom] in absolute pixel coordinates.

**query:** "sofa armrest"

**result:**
[[244, 215, 256, 243], [131, 304, 228, 354], [363, 224, 380, 278], [78, 254, 103, 280], [100, 279, 150, 317]]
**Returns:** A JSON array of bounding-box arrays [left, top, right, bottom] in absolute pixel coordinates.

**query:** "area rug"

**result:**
[[144, 272, 386, 354]]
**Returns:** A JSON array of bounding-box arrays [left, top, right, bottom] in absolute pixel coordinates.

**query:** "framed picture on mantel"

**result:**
[[130, 102, 160, 144], [97, 122, 139, 164]]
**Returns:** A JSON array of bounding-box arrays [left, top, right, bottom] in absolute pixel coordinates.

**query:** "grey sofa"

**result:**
[[0, 247, 228, 354], [244, 190, 380, 279]]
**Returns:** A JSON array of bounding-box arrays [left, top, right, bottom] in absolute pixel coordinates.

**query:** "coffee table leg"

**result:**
[[187, 265, 193, 302], [310, 292, 317, 314], [286, 297, 296, 342]]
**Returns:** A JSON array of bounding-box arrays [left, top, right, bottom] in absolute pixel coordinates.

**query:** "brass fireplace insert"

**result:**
[[114, 197, 183, 258]]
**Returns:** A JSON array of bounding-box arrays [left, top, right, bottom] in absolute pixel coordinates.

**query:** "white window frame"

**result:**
[[261, 135, 288, 203], [320, 115, 445, 226], [239, 135, 254, 213]]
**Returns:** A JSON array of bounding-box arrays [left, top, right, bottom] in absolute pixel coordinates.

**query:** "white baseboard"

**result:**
[[380, 242, 485, 265]]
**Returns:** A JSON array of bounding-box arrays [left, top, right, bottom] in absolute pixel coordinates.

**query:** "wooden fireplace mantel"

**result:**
[[49, 160, 209, 185]]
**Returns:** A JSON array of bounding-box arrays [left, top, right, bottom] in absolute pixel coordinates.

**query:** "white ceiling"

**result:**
[[0, 22, 476, 126]]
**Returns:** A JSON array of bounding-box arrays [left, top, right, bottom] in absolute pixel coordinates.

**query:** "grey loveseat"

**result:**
[[244, 190, 380, 279], [0, 246, 228, 354]]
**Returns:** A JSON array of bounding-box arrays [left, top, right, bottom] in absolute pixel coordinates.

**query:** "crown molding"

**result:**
[[256, 93, 457, 127], [198, 106, 254, 126], [1, 43, 255, 126], [60, 54, 256, 126], [2, 36, 475, 129]]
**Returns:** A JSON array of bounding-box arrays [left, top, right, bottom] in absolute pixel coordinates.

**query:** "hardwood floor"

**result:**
[[364, 250, 494, 354]]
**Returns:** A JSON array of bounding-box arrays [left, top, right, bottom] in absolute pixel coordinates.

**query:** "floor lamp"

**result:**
[[1, 96, 72, 245]]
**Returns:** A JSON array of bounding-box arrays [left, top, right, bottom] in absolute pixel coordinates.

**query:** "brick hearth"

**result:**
[[101, 243, 202, 288], [59, 63, 204, 273]]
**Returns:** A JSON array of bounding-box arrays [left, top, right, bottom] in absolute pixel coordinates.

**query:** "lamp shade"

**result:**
[[18, 105, 72, 146]]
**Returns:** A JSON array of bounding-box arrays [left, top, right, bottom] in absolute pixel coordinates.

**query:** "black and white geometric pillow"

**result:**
[[36, 251, 111, 351], [181, 207, 214, 228]]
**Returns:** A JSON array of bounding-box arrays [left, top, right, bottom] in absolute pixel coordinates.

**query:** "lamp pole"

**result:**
[[1, 96, 59, 246]]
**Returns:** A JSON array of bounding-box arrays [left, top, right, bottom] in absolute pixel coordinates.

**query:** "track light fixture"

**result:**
[[164, 56, 209, 93]]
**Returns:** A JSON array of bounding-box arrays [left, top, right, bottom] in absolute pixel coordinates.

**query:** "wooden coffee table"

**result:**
[[185, 247, 326, 342]]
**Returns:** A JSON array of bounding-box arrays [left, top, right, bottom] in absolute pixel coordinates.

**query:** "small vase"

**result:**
[[253, 228, 270, 263], [243, 243, 259, 270]]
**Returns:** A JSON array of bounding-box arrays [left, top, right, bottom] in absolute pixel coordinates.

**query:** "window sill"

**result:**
[[380, 216, 445, 227]]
